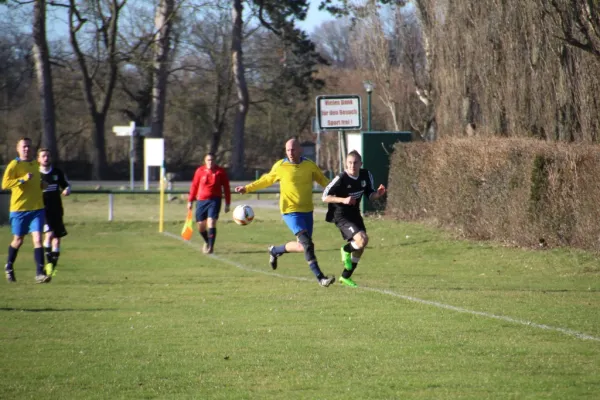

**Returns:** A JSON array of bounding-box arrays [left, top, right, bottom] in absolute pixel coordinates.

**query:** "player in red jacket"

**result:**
[[187, 153, 231, 254]]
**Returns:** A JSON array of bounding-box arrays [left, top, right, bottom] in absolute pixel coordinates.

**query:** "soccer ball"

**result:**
[[232, 204, 254, 225]]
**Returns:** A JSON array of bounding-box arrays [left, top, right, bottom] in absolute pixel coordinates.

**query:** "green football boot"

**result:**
[[44, 262, 54, 277], [340, 246, 352, 271], [339, 276, 358, 287]]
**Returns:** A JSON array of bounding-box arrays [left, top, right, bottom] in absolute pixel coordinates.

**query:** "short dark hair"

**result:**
[[37, 147, 51, 156], [205, 152, 215, 158], [18, 137, 32, 143], [347, 150, 362, 161]]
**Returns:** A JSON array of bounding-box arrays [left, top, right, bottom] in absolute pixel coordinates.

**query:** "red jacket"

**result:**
[[188, 165, 231, 204]]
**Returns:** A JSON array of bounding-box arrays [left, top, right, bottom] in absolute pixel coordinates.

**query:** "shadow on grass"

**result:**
[[231, 241, 431, 255], [0, 307, 117, 312]]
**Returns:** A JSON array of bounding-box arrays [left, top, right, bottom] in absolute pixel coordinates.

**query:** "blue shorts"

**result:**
[[282, 212, 314, 237], [195, 198, 221, 221], [10, 209, 45, 236]]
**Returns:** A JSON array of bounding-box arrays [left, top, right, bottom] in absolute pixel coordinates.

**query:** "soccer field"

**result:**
[[1, 196, 599, 399]]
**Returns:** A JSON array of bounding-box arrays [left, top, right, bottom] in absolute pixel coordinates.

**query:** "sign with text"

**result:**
[[316, 95, 362, 130]]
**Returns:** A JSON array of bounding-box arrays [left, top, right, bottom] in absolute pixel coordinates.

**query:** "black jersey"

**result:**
[[323, 168, 375, 223], [40, 166, 70, 215]]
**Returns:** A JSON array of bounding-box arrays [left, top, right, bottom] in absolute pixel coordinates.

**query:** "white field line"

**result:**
[[163, 231, 600, 343]]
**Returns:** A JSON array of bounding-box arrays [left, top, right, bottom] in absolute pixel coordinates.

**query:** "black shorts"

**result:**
[[44, 211, 68, 238], [335, 216, 366, 241]]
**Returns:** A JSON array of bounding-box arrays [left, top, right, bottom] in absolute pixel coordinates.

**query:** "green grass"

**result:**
[[1, 195, 599, 399]]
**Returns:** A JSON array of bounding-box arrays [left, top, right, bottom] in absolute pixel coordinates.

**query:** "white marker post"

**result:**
[[112, 121, 150, 190]]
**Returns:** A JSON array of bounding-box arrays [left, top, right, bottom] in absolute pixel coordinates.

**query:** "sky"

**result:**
[[296, 1, 335, 34], [0, 0, 336, 39]]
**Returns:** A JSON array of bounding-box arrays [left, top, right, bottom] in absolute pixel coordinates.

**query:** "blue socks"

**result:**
[[272, 245, 287, 256], [6, 246, 18, 269], [200, 231, 209, 243], [208, 228, 216, 248], [5, 246, 46, 275], [309, 261, 324, 280], [34, 247, 44, 275]]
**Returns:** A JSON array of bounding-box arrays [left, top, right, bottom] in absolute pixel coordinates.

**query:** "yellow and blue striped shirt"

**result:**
[[245, 157, 329, 214]]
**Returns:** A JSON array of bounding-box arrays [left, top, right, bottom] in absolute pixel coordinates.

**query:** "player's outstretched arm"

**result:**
[[240, 160, 281, 194]]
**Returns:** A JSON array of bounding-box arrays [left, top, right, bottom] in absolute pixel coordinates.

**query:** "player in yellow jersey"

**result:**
[[2, 138, 50, 283], [235, 138, 335, 287]]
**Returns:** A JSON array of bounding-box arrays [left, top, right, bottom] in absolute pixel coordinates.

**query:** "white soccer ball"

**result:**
[[232, 204, 254, 226]]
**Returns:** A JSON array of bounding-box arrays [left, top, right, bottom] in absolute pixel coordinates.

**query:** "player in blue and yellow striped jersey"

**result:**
[[2, 138, 50, 283], [235, 138, 335, 287]]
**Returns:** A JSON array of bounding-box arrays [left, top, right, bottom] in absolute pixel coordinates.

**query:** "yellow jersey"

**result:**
[[2, 158, 45, 212], [245, 157, 329, 214]]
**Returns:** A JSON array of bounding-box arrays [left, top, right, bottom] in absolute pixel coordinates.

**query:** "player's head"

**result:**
[[345, 150, 362, 177], [16, 137, 33, 161], [285, 138, 301, 163], [37, 148, 52, 167], [204, 152, 215, 170]]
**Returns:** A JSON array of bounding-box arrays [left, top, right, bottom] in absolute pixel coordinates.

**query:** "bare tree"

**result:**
[[229, 0, 325, 179], [312, 19, 354, 68], [32, 0, 58, 159], [150, 0, 175, 140], [186, 2, 235, 155], [230, 0, 248, 178], [0, 10, 34, 162], [349, 1, 407, 131], [68, 0, 125, 179], [411, 0, 437, 140]]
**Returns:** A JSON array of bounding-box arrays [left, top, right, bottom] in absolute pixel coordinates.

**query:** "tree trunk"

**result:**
[[414, 0, 437, 141], [230, 0, 249, 179], [91, 113, 108, 180], [151, 0, 175, 140], [32, 0, 58, 160], [209, 76, 231, 156]]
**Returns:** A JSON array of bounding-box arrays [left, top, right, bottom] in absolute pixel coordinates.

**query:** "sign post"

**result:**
[[112, 121, 150, 190]]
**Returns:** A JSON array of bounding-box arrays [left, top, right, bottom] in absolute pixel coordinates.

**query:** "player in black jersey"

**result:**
[[322, 150, 386, 287], [37, 148, 71, 277]]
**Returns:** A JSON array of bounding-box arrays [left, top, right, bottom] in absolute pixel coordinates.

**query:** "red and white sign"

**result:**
[[316, 95, 362, 130]]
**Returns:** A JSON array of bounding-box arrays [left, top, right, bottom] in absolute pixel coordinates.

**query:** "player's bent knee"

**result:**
[[353, 232, 368, 249], [11, 237, 24, 248], [361, 233, 369, 248]]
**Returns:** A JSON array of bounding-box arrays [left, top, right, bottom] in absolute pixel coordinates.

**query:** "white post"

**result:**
[[314, 130, 321, 189], [316, 130, 321, 167], [108, 193, 114, 221], [129, 121, 136, 190], [144, 166, 149, 190]]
